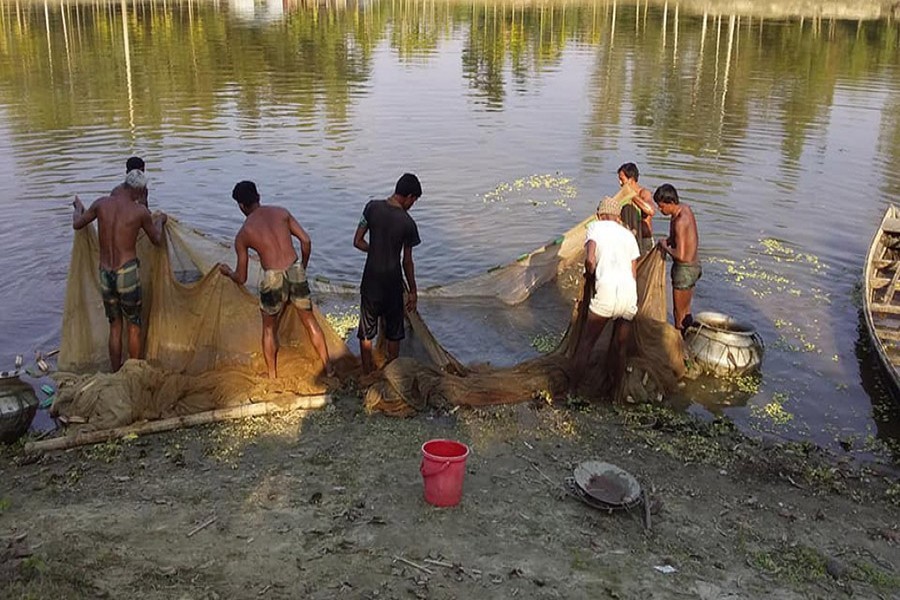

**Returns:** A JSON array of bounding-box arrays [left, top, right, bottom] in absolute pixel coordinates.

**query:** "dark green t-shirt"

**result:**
[[359, 200, 421, 300]]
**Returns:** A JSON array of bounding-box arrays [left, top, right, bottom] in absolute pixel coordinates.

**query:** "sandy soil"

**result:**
[[2, 397, 899, 600]]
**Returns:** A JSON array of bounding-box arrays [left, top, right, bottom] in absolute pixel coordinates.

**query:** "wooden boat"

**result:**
[[864, 205, 900, 397]]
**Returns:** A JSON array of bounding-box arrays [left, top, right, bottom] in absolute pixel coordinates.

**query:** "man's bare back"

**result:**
[[236, 206, 301, 271], [219, 181, 328, 379], [72, 169, 165, 371], [74, 190, 164, 270]]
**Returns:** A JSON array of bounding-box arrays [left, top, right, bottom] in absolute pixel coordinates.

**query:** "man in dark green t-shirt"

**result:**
[[353, 173, 422, 374]]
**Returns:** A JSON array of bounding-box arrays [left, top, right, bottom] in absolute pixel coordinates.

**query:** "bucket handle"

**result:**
[[420, 459, 451, 478]]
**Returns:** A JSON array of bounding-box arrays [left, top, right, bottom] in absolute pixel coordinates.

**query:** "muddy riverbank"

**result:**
[[2, 396, 898, 599]]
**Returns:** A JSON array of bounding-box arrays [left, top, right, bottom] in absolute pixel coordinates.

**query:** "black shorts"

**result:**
[[357, 293, 405, 341]]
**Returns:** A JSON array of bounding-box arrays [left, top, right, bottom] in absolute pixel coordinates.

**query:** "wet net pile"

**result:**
[[53, 187, 684, 432]]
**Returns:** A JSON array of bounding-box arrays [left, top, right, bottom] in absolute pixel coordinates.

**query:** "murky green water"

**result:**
[[1, 0, 899, 457]]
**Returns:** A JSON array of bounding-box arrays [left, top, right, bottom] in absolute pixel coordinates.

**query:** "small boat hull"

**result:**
[[863, 205, 900, 399]]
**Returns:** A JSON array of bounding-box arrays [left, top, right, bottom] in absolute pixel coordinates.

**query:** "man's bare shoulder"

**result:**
[[267, 205, 293, 219], [90, 194, 117, 214]]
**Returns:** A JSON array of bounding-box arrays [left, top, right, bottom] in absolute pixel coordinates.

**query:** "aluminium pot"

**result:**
[[684, 311, 764, 377]]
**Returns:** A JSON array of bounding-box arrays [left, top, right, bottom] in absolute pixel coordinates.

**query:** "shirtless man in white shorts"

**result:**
[[571, 196, 640, 396]]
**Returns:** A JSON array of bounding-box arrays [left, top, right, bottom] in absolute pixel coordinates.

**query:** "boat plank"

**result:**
[[870, 303, 900, 315], [875, 328, 900, 342], [883, 218, 900, 235], [882, 262, 900, 304]]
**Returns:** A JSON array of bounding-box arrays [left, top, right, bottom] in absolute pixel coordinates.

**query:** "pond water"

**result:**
[[1, 0, 899, 459]]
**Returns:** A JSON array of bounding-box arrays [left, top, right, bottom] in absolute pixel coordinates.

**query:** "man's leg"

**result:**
[[673, 288, 692, 331], [359, 338, 374, 374], [127, 322, 141, 361], [385, 340, 400, 365], [383, 292, 405, 367], [571, 311, 610, 391], [609, 318, 633, 393], [297, 308, 335, 377], [358, 296, 378, 374], [261, 311, 280, 379], [108, 316, 123, 372]]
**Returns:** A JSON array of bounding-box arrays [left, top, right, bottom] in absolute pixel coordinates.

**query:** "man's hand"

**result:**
[[657, 238, 670, 253], [218, 263, 234, 278], [72, 196, 84, 214], [405, 290, 418, 313], [154, 212, 168, 226]]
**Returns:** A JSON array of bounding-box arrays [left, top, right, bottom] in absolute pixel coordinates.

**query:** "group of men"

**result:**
[[72, 158, 699, 398], [572, 162, 701, 393], [72, 160, 423, 381]]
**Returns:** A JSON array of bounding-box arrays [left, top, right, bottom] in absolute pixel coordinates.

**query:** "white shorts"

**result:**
[[589, 284, 637, 321]]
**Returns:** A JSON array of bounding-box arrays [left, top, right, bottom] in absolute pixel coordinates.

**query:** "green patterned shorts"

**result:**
[[259, 260, 312, 315], [99, 258, 142, 325]]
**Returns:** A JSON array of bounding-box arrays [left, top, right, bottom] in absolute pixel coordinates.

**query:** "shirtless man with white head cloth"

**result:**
[[72, 169, 167, 371]]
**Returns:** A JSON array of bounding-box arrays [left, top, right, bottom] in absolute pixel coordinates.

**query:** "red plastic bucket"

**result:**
[[420, 439, 470, 507]]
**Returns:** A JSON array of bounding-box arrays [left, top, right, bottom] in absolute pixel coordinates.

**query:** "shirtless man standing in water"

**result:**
[[654, 183, 701, 332], [72, 169, 167, 371], [219, 180, 333, 379]]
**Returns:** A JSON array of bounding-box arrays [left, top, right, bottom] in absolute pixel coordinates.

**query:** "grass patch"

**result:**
[[853, 560, 900, 589], [748, 544, 826, 583]]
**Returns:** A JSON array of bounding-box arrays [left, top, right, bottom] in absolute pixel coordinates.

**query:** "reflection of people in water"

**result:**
[[617, 162, 655, 255], [654, 183, 701, 333], [571, 197, 640, 396]]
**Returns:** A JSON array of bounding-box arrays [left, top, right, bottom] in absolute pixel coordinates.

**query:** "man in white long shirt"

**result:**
[[571, 196, 640, 396]]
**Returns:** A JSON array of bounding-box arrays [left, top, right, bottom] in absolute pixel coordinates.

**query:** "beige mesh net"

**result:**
[[53, 188, 684, 431]]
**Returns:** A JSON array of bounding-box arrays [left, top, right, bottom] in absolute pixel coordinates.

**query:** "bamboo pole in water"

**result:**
[[25, 394, 331, 454]]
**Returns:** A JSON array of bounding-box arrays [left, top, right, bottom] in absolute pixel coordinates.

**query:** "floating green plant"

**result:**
[[482, 173, 578, 211], [531, 331, 563, 353], [325, 311, 360, 340]]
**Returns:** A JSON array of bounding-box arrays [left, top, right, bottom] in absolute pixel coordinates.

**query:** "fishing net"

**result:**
[[53, 184, 684, 431]]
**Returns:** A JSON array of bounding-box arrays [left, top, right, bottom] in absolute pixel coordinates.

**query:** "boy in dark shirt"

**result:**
[[353, 173, 422, 374]]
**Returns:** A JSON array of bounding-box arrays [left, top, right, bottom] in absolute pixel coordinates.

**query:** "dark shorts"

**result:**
[[99, 258, 142, 325], [672, 262, 702, 290], [357, 293, 405, 341], [259, 260, 312, 315]]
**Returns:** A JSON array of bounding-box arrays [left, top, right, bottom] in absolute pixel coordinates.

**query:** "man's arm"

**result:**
[[141, 210, 167, 246], [354, 205, 370, 252], [288, 214, 312, 269], [219, 233, 250, 285], [72, 196, 99, 230], [584, 240, 597, 276], [632, 258, 638, 279], [353, 225, 369, 253], [402, 244, 417, 312], [634, 189, 655, 218]]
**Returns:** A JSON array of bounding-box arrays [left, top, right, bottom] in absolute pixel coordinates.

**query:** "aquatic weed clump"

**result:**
[[530, 331, 563, 354], [616, 404, 740, 465], [750, 392, 795, 427], [325, 311, 360, 340], [482, 173, 578, 211]]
